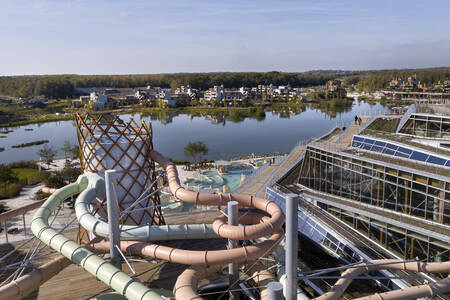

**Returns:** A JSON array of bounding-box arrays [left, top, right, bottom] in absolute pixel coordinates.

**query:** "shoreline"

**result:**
[[0, 100, 353, 128]]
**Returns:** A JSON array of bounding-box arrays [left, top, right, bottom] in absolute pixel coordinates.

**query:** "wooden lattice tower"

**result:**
[[75, 113, 165, 243]]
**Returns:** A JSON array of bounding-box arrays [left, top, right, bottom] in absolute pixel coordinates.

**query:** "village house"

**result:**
[[389, 75, 419, 90], [203, 85, 224, 103]]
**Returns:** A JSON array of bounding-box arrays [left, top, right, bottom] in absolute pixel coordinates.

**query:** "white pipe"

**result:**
[[105, 170, 121, 269], [74, 173, 217, 241], [255, 238, 310, 300]]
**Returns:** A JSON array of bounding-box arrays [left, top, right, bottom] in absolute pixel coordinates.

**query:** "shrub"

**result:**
[[7, 160, 38, 169], [0, 183, 22, 199], [40, 171, 65, 188]]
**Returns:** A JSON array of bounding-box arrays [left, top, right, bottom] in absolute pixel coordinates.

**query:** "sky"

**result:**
[[1, 0, 450, 75]]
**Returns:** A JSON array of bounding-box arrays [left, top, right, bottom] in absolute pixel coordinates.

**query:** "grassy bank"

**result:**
[[12, 168, 41, 185], [12, 140, 49, 149], [0, 114, 73, 128]]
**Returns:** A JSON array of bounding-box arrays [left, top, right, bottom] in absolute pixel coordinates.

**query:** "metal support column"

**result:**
[[228, 200, 239, 300], [286, 194, 298, 300], [3, 221, 8, 243], [105, 169, 121, 270], [267, 281, 284, 300], [22, 214, 26, 236]]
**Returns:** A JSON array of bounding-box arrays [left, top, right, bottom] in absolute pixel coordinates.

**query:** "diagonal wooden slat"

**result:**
[[75, 113, 165, 243]]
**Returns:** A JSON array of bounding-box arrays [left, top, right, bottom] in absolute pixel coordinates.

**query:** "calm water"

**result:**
[[0, 101, 388, 164]]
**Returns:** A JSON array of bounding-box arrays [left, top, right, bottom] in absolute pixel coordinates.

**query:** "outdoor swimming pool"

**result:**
[[184, 163, 255, 193]]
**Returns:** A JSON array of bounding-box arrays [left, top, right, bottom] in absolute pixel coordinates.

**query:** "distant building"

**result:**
[[204, 85, 224, 103], [72, 95, 90, 108], [326, 80, 347, 98], [158, 89, 178, 108], [90, 92, 111, 110], [18, 97, 47, 109], [223, 89, 244, 102], [389, 75, 419, 90]]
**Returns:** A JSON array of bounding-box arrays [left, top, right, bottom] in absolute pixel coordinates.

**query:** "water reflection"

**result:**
[[0, 101, 387, 164]]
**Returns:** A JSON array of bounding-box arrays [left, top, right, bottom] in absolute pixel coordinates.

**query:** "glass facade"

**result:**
[[298, 146, 450, 225], [328, 208, 449, 280], [398, 114, 450, 139]]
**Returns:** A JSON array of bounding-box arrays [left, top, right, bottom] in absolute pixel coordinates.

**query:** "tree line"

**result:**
[[0, 72, 336, 99], [356, 67, 450, 92]]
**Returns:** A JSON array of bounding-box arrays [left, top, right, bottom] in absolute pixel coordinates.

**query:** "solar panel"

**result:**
[[352, 135, 449, 168], [426, 156, 446, 165], [410, 151, 429, 162]]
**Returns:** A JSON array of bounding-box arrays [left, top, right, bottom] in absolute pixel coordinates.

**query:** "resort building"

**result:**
[[389, 75, 419, 90], [264, 103, 450, 293], [89, 92, 111, 110], [203, 85, 224, 103]]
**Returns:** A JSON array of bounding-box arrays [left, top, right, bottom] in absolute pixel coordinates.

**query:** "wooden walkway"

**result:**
[[235, 145, 306, 198]]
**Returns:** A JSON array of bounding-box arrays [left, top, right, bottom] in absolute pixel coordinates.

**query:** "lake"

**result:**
[[0, 101, 389, 164]]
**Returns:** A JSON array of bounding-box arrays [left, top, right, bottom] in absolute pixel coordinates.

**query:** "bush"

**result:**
[[7, 160, 38, 169], [0, 183, 22, 199], [40, 171, 65, 188], [36, 191, 51, 200], [40, 161, 82, 188]]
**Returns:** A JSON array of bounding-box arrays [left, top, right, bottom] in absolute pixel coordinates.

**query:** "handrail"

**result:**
[[335, 121, 353, 144], [0, 199, 45, 223], [237, 159, 273, 191]]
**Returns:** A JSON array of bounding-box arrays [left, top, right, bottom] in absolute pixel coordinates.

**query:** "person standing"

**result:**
[[354, 115, 358, 125]]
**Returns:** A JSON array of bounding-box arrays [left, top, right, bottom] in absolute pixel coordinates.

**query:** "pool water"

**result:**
[[162, 160, 276, 214], [184, 164, 255, 193]]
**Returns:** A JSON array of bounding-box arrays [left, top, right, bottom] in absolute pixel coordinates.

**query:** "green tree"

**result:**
[[0, 164, 18, 193], [61, 140, 72, 160], [38, 145, 57, 169], [71, 145, 80, 159], [184, 141, 208, 166]]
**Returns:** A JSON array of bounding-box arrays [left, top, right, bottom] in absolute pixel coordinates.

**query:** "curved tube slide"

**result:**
[[0, 255, 71, 300], [23, 149, 285, 300], [315, 259, 450, 300], [75, 176, 217, 241], [15, 145, 450, 300], [244, 261, 277, 300], [29, 176, 166, 300], [173, 265, 224, 300], [150, 150, 285, 242], [172, 262, 277, 300]]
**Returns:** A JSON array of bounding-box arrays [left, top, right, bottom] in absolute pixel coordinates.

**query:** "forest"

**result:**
[[0, 72, 336, 99], [356, 67, 450, 92], [1, 68, 449, 99]]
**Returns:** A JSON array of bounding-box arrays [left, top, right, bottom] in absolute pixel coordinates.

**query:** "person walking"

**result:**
[[358, 117, 362, 125], [354, 115, 358, 125]]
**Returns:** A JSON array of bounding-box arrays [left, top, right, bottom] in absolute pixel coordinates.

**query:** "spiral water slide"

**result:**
[[0, 149, 284, 300], [2, 148, 450, 299]]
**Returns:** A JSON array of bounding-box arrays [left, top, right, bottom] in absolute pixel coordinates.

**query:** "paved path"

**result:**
[[0, 184, 75, 244]]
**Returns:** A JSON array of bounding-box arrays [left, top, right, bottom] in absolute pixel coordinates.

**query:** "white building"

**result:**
[[158, 89, 178, 108], [204, 85, 224, 103], [90, 92, 109, 110]]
